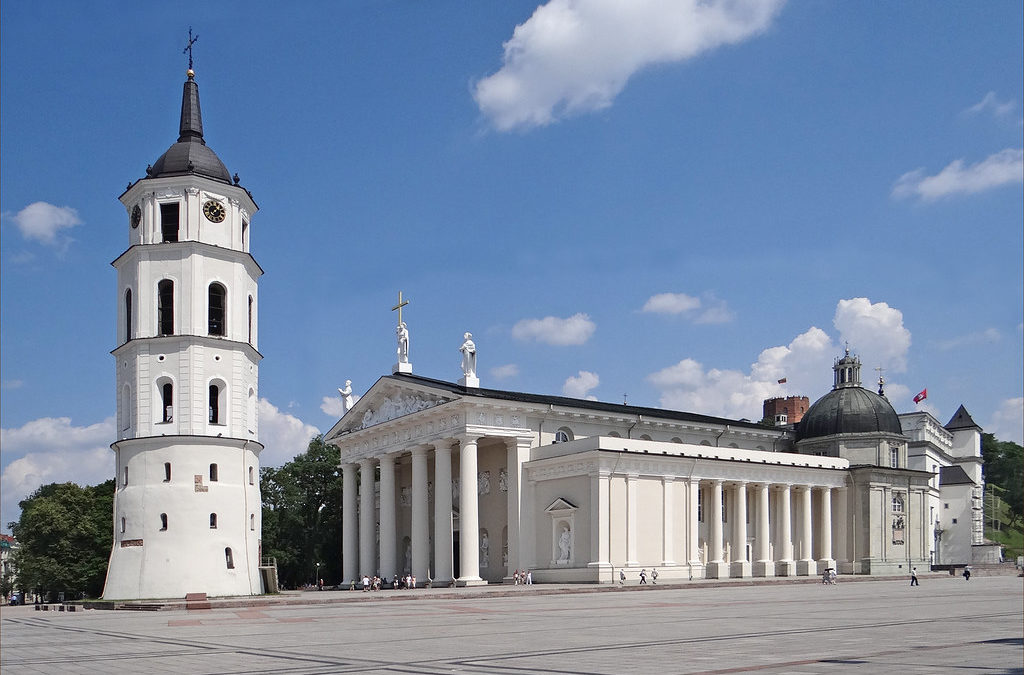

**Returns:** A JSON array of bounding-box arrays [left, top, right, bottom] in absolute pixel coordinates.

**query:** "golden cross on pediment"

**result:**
[[392, 291, 409, 326]]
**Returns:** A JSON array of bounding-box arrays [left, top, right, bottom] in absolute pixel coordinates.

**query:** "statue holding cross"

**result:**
[[392, 291, 412, 373]]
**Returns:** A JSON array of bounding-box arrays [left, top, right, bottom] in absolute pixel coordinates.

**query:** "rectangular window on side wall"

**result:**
[[160, 203, 180, 242]]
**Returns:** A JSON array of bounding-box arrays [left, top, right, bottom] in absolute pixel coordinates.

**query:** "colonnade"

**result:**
[[341, 434, 526, 586]]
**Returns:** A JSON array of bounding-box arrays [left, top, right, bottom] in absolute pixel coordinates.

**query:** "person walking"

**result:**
[[910, 568, 919, 586], [651, 568, 659, 585], [639, 569, 647, 585], [619, 569, 625, 585]]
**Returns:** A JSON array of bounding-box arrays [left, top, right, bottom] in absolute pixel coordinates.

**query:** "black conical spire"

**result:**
[[177, 71, 205, 144]]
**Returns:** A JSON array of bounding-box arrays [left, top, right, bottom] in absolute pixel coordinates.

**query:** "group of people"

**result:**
[[355, 574, 420, 591], [618, 568, 658, 584], [512, 569, 533, 585]]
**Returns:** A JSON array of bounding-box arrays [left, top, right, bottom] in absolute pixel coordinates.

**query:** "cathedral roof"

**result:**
[[945, 404, 981, 432], [796, 385, 903, 441], [147, 70, 232, 184], [939, 464, 975, 486]]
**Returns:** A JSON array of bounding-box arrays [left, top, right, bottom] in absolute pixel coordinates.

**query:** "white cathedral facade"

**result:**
[[100, 65, 989, 599]]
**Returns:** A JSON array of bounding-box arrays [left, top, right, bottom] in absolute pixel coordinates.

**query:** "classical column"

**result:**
[[342, 462, 359, 584], [378, 453, 397, 579], [687, 479, 701, 577], [458, 436, 484, 584], [505, 437, 532, 580], [817, 486, 835, 571], [625, 473, 639, 566], [662, 476, 676, 566], [358, 458, 376, 580], [834, 486, 848, 572], [433, 441, 454, 584], [730, 482, 750, 577], [777, 484, 795, 576], [707, 480, 728, 578], [411, 446, 430, 580], [589, 469, 611, 580], [752, 483, 774, 577], [796, 485, 816, 576]]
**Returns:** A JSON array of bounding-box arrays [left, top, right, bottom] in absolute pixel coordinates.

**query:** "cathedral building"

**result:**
[[102, 66, 264, 600], [324, 346, 988, 584]]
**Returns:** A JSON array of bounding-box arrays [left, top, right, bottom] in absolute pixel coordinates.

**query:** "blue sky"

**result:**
[[2, 1, 1022, 532]]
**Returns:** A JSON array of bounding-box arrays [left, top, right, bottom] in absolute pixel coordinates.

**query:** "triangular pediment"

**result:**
[[327, 377, 458, 438], [545, 498, 578, 513]]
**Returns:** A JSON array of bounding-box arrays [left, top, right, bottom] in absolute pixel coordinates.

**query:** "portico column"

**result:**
[[707, 480, 728, 578], [687, 479, 701, 577], [834, 486, 848, 571], [777, 484, 795, 576], [433, 441, 454, 584], [411, 446, 430, 580], [358, 458, 376, 580], [753, 483, 774, 577], [379, 454, 397, 579], [662, 476, 676, 566], [506, 437, 532, 579], [341, 462, 359, 584], [625, 473, 639, 566], [796, 485, 817, 576], [730, 482, 750, 577], [817, 487, 835, 571], [458, 436, 484, 584], [589, 470, 611, 580]]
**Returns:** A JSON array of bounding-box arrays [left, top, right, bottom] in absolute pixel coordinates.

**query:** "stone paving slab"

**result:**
[[2, 575, 1021, 674]]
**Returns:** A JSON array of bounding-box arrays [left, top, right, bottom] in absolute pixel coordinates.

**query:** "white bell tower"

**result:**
[[103, 65, 264, 600]]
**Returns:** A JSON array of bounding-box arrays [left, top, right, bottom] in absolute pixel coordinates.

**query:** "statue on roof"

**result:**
[[460, 332, 477, 378]]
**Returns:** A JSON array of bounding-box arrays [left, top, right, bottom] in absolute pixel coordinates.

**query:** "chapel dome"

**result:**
[[147, 71, 231, 184], [796, 386, 903, 441]]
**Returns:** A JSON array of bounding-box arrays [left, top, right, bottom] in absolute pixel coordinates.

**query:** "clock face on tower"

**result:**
[[131, 204, 142, 229], [203, 199, 226, 223]]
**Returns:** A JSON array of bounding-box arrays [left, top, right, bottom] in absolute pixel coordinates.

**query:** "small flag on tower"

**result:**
[[913, 388, 927, 403], [777, 377, 787, 384]]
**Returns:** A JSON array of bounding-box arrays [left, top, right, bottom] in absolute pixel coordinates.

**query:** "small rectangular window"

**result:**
[[952, 518, 958, 524], [160, 203, 179, 242], [164, 462, 171, 482], [123, 466, 128, 486], [210, 513, 217, 529], [210, 463, 219, 482], [160, 513, 168, 531]]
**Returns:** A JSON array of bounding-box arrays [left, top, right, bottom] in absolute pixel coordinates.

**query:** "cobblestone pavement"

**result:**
[[1, 575, 1021, 674]]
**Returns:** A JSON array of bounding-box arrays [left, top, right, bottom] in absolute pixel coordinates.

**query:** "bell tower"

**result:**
[[103, 63, 264, 600]]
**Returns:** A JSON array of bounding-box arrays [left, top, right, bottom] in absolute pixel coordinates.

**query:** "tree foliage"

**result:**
[[982, 433, 1023, 527], [261, 435, 343, 588], [9, 480, 114, 600]]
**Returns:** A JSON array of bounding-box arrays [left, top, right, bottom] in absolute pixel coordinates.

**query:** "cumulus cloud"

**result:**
[[563, 370, 600, 400], [474, 0, 784, 131], [258, 398, 321, 468], [964, 92, 1016, 118], [513, 313, 596, 345], [8, 201, 82, 248], [892, 148, 1023, 201], [641, 292, 734, 324], [491, 364, 520, 379], [1, 416, 116, 533], [321, 396, 344, 418], [987, 397, 1024, 445], [648, 298, 913, 420]]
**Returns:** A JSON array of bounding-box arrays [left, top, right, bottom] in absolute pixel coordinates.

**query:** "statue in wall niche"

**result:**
[[452, 478, 460, 505], [480, 532, 489, 568], [404, 543, 412, 574], [460, 332, 477, 377], [498, 468, 509, 493], [397, 322, 410, 364], [478, 471, 490, 496], [558, 525, 572, 562], [338, 380, 354, 413]]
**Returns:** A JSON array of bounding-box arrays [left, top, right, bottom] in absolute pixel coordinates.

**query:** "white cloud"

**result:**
[[320, 396, 344, 418], [642, 292, 701, 315], [892, 148, 1024, 201], [1, 380, 24, 390], [934, 328, 1001, 351], [833, 298, 911, 373], [563, 370, 600, 399], [1, 416, 116, 533], [491, 364, 520, 379], [513, 313, 596, 345], [964, 92, 1016, 118], [648, 298, 913, 420], [987, 398, 1024, 445], [258, 398, 321, 468], [8, 201, 82, 248], [474, 0, 784, 131], [694, 298, 735, 325]]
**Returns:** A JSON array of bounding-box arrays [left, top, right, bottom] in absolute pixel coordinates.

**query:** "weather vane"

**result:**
[[183, 27, 199, 71]]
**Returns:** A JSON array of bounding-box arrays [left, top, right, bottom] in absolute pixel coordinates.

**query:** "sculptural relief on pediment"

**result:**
[[353, 391, 450, 430]]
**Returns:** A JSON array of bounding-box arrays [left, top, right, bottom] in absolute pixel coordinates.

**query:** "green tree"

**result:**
[[9, 480, 115, 600], [982, 433, 1024, 527], [261, 435, 343, 588]]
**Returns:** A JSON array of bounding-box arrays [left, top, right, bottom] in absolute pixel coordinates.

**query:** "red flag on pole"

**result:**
[[777, 377, 787, 384], [913, 388, 927, 403]]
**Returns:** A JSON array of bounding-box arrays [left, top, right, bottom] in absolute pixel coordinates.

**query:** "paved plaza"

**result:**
[[1, 575, 1021, 674]]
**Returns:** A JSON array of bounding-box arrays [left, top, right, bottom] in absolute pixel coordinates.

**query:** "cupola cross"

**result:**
[[392, 291, 409, 326]]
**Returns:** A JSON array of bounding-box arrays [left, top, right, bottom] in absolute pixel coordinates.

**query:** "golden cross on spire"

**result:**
[[392, 291, 409, 326]]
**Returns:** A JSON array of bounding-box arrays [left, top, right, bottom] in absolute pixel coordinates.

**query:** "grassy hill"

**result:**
[[984, 487, 1023, 560]]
